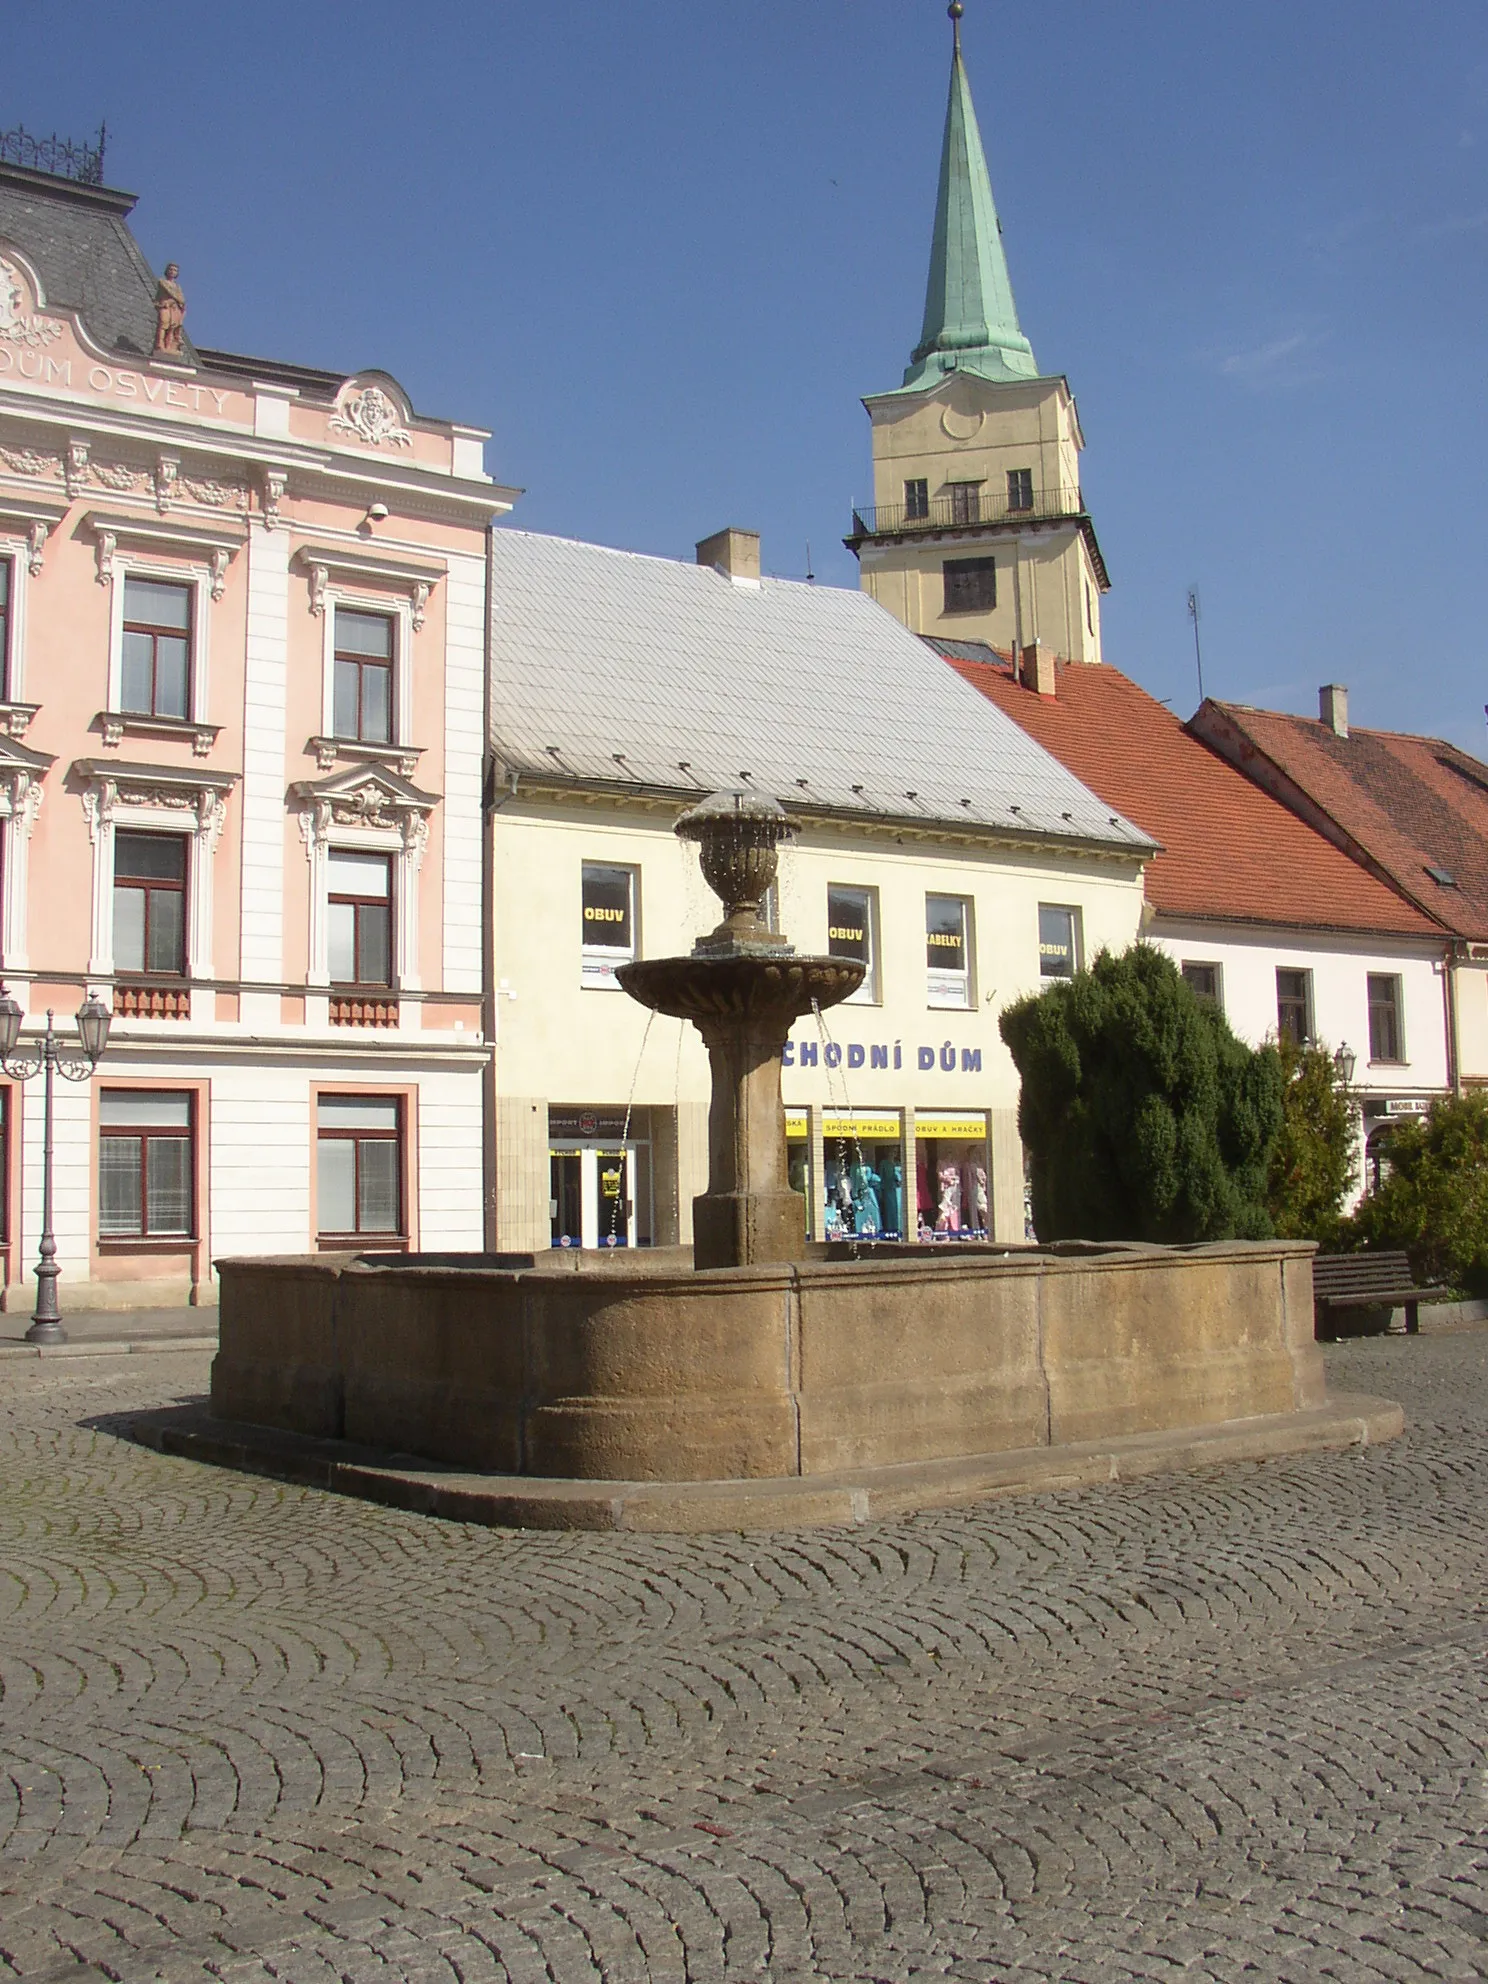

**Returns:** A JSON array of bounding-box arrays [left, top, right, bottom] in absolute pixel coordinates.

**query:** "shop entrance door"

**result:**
[[549, 1141, 644, 1249]]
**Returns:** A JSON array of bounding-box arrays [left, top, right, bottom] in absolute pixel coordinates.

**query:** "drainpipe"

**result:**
[[1442, 942, 1462, 1098], [482, 523, 498, 1249]]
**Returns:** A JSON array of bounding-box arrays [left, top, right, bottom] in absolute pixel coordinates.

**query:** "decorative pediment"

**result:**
[[83, 508, 247, 594], [327, 373, 414, 450], [293, 543, 445, 628], [0, 732, 53, 836], [0, 250, 62, 352], [290, 763, 438, 850], [71, 758, 238, 848]]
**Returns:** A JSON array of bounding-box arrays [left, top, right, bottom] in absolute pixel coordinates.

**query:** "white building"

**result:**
[[484, 526, 1154, 1251]]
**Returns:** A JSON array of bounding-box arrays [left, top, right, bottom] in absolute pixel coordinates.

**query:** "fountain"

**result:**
[[618, 791, 860, 1269], [186, 791, 1399, 1530]]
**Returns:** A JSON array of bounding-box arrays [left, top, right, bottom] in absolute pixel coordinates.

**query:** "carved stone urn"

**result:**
[[618, 791, 863, 1269]]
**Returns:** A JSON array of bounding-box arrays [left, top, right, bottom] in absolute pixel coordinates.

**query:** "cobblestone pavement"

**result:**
[[2, 1337, 1487, 1982]]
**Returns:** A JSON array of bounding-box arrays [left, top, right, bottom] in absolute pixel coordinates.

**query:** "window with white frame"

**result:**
[[581, 862, 636, 988], [1038, 904, 1080, 980], [828, 883, 879, 1004], [332, 607, 395, 744], [328, 850, 393, 989], [318, 589, 412, 751], [1276, 967, 1312, 1046], [113, 830, 188, 979], [1181, 960, 1222, 1006], [926, 894, 973, 1008], [121, 576, 193, 719], [108, 564, 209, 726], [99, 1089, 194, 1239], [0, 558, 10, 699], [317, 1094, 403, 1242], [1368, 973, 1404, 1063]]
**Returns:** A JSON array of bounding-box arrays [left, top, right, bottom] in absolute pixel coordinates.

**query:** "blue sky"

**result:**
[[11, 1, 1487, 745]]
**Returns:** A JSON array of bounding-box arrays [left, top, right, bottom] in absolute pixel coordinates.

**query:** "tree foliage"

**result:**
[[1265, 1033, 1357, 1242], [1346, 1091, 1488, 1295], [999, 945, 1284, 1244]]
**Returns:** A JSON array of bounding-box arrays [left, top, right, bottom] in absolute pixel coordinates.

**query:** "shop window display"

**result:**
[[915, 1135, 990, 1240], [822, 1140, 907, 1242]]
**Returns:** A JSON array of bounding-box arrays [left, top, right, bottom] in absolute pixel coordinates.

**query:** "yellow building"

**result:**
[[485, 527, 1151, 1252], [848, 7, 1108, 664]]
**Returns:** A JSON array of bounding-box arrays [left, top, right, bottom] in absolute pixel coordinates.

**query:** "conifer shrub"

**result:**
[[1345, 1091, 1488, 1295], [999, 944, 1284, 1244], [1265, 1033, 1357, 1244]]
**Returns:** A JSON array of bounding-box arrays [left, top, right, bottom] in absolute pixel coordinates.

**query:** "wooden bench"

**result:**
[[1312, 1250, 1451, 1339]]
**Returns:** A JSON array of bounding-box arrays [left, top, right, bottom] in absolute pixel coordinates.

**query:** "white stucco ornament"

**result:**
[[0, 260, 60, 349], [329, 384, 411, 449]]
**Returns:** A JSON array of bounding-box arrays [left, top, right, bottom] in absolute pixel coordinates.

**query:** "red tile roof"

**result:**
[[947, 649, 1441, 939], [1194, 701, 1488, 941]]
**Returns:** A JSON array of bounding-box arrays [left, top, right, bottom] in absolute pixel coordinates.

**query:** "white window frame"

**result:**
[[828, 882, 880, 1006], [79, 773, 231, 1002], [580, 861, 638, 991], [1181, 959, 1224, 1008], [1367, 972, 1407, 1066], [926, 893, 974, 1010], [1275, 965, 1314, 1045], [321, 590, 412, 748], [1037, 903, 1082, 981], [0, 541, 26, 704], [0, 764, 44, 972], [108, 561, 211, 727], [302, 812, 426, 997]]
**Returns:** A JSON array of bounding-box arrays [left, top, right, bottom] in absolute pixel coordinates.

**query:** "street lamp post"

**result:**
[[0, 993, 112, 1345]]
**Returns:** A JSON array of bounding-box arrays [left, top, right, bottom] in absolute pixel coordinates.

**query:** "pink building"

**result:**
[[0, 148, 513, 1308]]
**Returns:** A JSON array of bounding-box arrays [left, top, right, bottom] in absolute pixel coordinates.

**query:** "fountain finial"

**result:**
[[675, 789, 797, 959]]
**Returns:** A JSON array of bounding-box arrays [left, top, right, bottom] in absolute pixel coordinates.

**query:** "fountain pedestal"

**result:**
[[619, 950, 861, 1269], [617, 790, 862, 1270]]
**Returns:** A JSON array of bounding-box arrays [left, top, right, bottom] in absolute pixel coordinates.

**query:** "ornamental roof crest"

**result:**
[[328, 376, 412, 449], [0, 255, 61, 350]]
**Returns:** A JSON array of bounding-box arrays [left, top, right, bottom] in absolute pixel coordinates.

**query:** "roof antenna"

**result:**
[[805, 540, 815, 583], [949, 0, 963, 54], [1186, 587, 1206, 704]]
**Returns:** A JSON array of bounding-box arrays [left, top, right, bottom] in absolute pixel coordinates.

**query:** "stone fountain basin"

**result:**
[[616, 952, 862, 1022], [208, 1238, 1344, 1490]]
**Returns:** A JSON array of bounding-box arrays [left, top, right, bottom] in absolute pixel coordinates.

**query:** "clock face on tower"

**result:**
[[940, 403, 986, 443]]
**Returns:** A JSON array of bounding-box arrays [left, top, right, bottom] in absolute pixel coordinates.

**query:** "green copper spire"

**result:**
[[897, 3, 1039, 392]]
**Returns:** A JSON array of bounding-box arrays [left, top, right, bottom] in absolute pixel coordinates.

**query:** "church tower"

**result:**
[[848, 3, 1109, 664]]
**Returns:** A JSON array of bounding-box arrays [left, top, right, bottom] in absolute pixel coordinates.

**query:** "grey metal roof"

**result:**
[[0, 164, 197, 363], [487, 529, 1155, 853]]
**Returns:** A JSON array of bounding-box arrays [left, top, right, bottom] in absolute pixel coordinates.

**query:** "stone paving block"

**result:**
[[0, 1339, 1486, 1977]]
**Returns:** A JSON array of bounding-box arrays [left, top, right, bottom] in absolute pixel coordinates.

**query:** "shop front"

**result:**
[[548, 1106, 654, 1250], [785, 1106, 993, 1242]]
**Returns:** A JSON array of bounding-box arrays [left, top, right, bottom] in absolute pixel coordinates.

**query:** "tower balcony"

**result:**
[[847, 485, 1088, 545]]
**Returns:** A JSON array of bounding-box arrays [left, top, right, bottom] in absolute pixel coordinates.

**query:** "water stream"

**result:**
[[810, 997, 876, 1239]]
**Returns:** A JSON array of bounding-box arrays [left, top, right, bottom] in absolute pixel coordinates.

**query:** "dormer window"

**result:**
[[121, 577, 193, 720], [333, 609, 394, 745]]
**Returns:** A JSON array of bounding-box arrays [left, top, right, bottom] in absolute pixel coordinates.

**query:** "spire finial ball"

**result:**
[[948, 1, 963, 17]]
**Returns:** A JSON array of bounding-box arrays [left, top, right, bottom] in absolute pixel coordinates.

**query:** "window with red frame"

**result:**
[[317, 1094, 403, 1241], [99, 1090, 194, 1238]]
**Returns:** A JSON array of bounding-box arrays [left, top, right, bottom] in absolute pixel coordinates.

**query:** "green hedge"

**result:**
[[1000, 945, 1284, 1244]]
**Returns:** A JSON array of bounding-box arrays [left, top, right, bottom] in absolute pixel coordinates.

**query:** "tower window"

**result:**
[[943, 557, 996, 614], [904, 478, 929, 520], [1007, 468, 1033, 511], [949, 481, 981, 524], [1086, 581, 1095, 634]]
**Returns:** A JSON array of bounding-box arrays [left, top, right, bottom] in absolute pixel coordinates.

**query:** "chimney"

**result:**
[[1019, 641, 1057, 698], [1319, 683, 1349, 738], [696, 527, 760, 584]]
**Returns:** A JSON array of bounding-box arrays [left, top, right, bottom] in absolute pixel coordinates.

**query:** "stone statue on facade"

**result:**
[[152, 263, 185, 357]]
